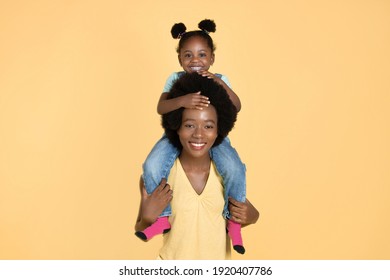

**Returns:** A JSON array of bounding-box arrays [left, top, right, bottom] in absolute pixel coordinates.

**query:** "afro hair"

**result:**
[[162, 72, 237, 149]]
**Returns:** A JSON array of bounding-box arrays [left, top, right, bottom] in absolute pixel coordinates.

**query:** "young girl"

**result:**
[[136, 19, 247, 254]]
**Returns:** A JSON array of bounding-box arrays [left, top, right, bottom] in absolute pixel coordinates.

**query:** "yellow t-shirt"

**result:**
[[158, 159, 231, 260]]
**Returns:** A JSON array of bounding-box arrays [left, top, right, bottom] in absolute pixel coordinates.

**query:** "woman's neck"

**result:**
[[178, 153, 211, 173], [179, 153, 211, 195]]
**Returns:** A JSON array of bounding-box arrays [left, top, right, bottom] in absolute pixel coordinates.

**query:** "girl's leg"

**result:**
[[210, 137, 246, 218], [135, 217, 171, 241], [142, 135, 179, 217], [136, 135, 179, 241], [227, 220, 245, 254], [210, 137, 246, 254]]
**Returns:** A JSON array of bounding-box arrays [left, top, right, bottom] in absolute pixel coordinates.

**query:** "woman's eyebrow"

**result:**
[[183, 118, 216, 123]]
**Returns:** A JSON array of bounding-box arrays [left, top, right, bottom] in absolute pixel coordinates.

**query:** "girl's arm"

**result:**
[[198, 70, 241, 112], [228, 197, 259, 227], [218, 81, 241, 112], [157, 91, 210, 115], [135, 177, 173, 232]]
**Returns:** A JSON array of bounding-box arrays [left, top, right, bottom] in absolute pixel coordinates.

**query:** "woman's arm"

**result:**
[[135, 177, 173, 232], [228, 197, 259, 227]]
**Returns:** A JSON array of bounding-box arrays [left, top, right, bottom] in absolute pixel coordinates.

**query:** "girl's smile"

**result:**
[[178, 36, 215, 73]]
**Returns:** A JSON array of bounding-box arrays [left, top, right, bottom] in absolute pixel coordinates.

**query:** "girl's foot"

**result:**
[[135, 216, 171, 241], [227, 219, 245, 254]]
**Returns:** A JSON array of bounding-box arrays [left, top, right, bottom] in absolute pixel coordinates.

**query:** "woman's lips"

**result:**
[[189, 142, 206, 150]]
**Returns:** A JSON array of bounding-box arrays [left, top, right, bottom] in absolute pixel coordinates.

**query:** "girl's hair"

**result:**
[[162, 72, 237, 149], [170, 19, 217, 53]]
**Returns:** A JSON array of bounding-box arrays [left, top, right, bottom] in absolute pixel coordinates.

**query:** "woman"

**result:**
[[135, 73, 259, 259]]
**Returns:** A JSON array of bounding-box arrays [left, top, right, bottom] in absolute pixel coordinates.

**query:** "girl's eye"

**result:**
[[184, 124, 194, 128], [199, 53, 206, 57], [184, 53, 191, 58], [205, 125, 214, 129]]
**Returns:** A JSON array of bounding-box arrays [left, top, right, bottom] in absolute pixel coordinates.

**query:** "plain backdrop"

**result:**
[[1, 0, 389, 259]]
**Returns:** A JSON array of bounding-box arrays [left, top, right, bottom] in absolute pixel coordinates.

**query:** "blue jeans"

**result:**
[[142, 135, 246, 219]]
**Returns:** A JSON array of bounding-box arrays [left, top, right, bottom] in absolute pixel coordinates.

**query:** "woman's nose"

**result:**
[[193, 127, 202, 138]]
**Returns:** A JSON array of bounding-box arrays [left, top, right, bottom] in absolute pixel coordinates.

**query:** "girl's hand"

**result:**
[[197, 70, 222, 84], [228, 197, 260, 226], [139, 178, 173, 225], [180, 91, 210, 110]]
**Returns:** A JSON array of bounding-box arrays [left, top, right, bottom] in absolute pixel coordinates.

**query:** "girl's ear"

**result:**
[[211, 53, 215, 65], [178, 55, 182, 66]]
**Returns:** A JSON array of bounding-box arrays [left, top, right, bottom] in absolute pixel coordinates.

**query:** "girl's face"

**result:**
[[178, 36, 215, 73], [177, 105, 218, 160]]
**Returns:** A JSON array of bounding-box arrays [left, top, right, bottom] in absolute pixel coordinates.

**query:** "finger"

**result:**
[[193, 95, 209, 102], [229, 203, 247, 217], [231, 212, 246, 223], [161, 189, 173, 203], [196, 95, 209, 101], [195, 102, 209, 108], [198, 71, 213, 78], [194, 102, 209, 108], [154, 178, 168, 193], [230, 207, 246, 218], [230, 215, 241, 223], [228, 197, 243, 207], [160, 178, 167, 186], [141, 184, 148, 198], [161, 184, 172, 194], [198, 70, 210, 75], [230, 212, 245, 223], [229, 204, 240, 214], [200, 98, 210, 104]]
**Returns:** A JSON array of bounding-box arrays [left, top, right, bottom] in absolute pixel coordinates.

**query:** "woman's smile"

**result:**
[[178, 106, 218, 159], [189, 141, 206, 150]]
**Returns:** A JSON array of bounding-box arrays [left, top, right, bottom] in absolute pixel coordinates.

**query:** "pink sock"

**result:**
[[227, 220, 245, 254], [138, 216, 171, 241]]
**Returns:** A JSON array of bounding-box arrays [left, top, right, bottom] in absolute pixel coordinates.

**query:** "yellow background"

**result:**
[[1, 0, 389, 260]]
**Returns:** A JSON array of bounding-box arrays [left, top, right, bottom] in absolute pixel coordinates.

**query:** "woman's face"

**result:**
[[177, 105, 218, 159]]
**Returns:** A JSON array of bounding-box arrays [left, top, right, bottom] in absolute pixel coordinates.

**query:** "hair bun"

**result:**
[[198, 19, 216, 33], [171, 23, 187, 39]]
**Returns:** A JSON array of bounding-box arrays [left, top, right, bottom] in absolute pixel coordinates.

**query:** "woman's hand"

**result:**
[[136, 178, 172, 231], [228, 197, 260, 226]]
